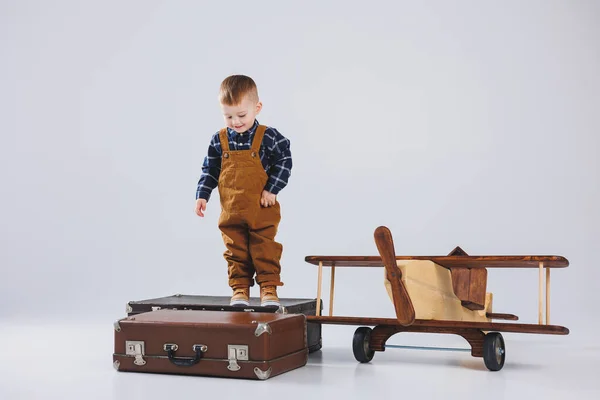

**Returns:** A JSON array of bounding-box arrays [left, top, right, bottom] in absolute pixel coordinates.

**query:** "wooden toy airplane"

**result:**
[[304, 226, 569, 371]]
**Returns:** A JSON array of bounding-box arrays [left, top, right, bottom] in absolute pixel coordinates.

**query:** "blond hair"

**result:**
[[219, 75, 259, 105]]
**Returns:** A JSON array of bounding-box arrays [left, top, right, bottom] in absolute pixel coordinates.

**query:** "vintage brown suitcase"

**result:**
[[113, 309, 308, 380], [126, 294, 323, 353]]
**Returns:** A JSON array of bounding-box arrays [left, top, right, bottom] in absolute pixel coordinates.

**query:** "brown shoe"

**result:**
[[230, 287, 249, 306], [260, 285, 280, 307]]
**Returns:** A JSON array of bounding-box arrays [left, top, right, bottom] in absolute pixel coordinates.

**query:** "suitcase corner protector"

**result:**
[[254, 366, 272, 380], [254, 322, 272, 337], [275, 305, 288, 314]]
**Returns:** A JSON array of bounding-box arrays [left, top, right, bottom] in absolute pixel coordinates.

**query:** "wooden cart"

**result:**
[[304, 226, 569, 371]]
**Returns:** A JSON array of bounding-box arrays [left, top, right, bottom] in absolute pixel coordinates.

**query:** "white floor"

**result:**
[[0, 320, 597, 400]]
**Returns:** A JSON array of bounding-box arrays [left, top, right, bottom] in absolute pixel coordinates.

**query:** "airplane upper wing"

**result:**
[[304, 255, 569, 269]]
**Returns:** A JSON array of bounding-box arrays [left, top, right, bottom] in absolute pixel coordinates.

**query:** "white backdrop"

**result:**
[[1, 1, 598, 344]]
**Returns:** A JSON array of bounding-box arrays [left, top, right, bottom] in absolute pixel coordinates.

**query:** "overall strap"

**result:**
[[251, 125, 267, 153], [218, 128, 230, 152]]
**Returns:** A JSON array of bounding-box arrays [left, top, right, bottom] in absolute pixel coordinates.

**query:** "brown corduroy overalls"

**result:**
[[217, 125, 283, 290]]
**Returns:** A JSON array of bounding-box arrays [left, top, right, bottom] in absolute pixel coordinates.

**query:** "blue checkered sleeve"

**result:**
[[263, 128, 292, 195], [195, 133, 222, 201]]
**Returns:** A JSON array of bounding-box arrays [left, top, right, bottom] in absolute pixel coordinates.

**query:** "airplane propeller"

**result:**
[[374, 226, 416, 326]]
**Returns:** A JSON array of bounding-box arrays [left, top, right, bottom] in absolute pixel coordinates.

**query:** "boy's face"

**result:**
[[220, 94, 262, 133]]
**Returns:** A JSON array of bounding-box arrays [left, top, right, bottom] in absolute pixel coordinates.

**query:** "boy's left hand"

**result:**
[[261, 190, 277, 207]]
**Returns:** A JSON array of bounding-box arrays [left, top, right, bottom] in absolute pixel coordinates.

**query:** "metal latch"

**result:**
[[227, 345, 248, 371], [125, 341, 146, 366]]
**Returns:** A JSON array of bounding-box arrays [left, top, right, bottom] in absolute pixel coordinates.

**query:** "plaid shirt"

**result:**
[[196, 120, 293, 201]]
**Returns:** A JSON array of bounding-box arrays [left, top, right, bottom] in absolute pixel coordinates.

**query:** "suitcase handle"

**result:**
[[164, 344, 203, 367]]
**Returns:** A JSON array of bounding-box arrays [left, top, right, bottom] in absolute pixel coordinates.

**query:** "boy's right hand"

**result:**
[[195, 199, 207, 217]]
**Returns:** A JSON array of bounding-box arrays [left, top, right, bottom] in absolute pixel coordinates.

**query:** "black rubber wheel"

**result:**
[[353, 327, 375, 363], [483, 332, 505, 371]]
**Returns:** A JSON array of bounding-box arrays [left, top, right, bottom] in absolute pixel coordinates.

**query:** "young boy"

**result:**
[[195, 75, 292, 308]]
